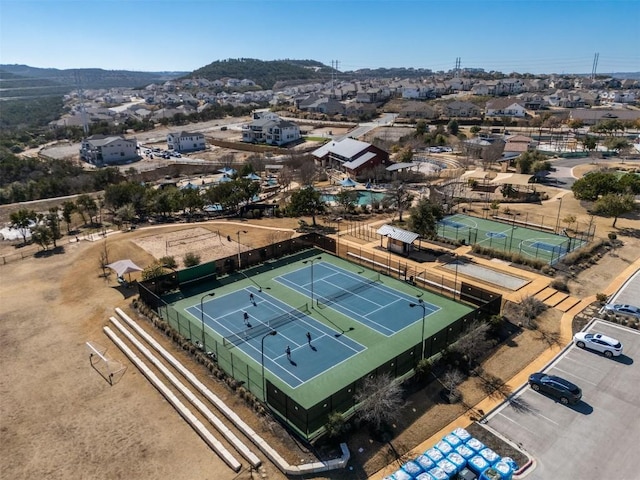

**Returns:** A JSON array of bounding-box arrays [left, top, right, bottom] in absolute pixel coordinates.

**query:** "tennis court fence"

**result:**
[[222, 303, 310, 348]]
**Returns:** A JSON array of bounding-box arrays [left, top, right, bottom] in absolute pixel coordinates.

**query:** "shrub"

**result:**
[[608, 232, 617, 240], [183, 252, 201, 267], [159, 256, 177, 269], [596, 292, 608, 303], [550, 277, 569, 292]]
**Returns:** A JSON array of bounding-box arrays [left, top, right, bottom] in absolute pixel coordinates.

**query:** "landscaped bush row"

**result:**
[[471, 244, 547, 270]]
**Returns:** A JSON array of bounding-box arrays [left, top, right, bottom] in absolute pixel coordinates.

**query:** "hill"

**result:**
[[0, 65, 186, 100], [188, 58, 335, 89]]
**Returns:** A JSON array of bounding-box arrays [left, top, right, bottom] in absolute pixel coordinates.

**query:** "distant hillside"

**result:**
[[189, 58, 335, 89], [349, 67, 435, 78], [0, 65, 186, 99]]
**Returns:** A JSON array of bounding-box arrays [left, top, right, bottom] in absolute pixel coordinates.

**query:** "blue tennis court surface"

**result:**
[[275, 262, 440, 336], [528, 241, 567, 254], [187, 287, 365, 389]]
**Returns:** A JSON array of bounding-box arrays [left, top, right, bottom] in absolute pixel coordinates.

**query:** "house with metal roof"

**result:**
[[312, 137, 390, 177]]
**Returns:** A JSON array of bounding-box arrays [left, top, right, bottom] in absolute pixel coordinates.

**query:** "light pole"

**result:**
[[261, 330, 277, 402], [453, 254, 459, 300], [409, 299, 427, 360], [237, 230, 248, 269], [555, 196, 563, 233], [200, 292, 215, 351], [302, 256, 322, 307]]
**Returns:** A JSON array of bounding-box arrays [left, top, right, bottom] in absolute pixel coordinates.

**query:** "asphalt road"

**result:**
[[486, 320, 640, 479], [546, 156, 632, 190]]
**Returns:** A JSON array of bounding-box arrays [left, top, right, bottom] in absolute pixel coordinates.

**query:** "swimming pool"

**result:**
[[321, 191, 387, 206]]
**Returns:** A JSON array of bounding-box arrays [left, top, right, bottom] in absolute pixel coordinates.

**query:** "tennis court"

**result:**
[[161, 248, 476, 440], [438, 213, 586, 264], [187, 287, 365, 388], [275, 262, 439, 336]]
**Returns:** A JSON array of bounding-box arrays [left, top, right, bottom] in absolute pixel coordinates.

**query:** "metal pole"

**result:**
[[454, 254, 459, 300], [237, 230, 247, 269], [200, 292, 215, 352], [555, 197, 563, 233], [410, 299, 427, 360], [303, 257, 321, 307], [261, 330, 277, 402]]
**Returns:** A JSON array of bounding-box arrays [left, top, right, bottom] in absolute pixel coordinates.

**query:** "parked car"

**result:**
[[604, 304, 640, 318], [528, 373, 582, 405], [573, 332, 623, 358]]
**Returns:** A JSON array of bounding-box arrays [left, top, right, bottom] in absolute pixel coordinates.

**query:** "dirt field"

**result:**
[[1, 194, 639, 479]]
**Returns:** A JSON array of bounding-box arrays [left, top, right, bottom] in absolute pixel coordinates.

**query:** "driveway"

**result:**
[[485, 320, 640, 479]]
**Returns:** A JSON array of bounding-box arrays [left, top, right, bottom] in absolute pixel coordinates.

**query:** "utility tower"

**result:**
[[454, 57, 461, 78], [591, 53, 599, 80]]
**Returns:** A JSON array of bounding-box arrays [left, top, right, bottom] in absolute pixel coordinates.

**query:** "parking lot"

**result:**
[[486, 320, 640, 479]]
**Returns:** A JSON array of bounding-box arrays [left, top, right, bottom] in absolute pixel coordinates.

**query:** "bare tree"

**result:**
[[278, 166, 293, 191], [354, 372, 404, 432], [384, 181, 414, 222], [298, 159, 318, 186], [504, 295, 547, 328], [441, 368, 465, 403], [98, 241, 110, 278], [451, 321, 495, 367], [481, 139, 505, 170]]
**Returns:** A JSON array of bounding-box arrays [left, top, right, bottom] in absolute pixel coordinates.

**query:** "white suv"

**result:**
[[573, 332, 623, 358]]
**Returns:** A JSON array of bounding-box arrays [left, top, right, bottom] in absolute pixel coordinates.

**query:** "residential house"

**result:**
[[398, 101, 439, 120], [167, 131, 206, 152], [343, 102, 377, 118], [297, 95, 344, 115], [80, 134, 138, 166], [242, 112, 301, 146], [311, 138, 390, 177], [444, 101, 481, 118], [485, 98, 527, 117]]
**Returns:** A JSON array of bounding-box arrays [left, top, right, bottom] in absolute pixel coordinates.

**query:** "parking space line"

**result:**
[[550, 366, 598, 386], [563, 352, 606, 373], [591, 319, 640, 336], [495, 411, 540, 436]]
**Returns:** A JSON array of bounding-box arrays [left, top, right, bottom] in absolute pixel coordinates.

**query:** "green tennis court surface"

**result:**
[[165, 249, 476, 439], [438, 213, 586, 264]]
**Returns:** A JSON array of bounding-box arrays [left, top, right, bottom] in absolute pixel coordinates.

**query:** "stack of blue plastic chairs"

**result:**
[[382, 427, 518, 480]]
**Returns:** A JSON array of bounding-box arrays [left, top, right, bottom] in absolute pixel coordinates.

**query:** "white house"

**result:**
[[241, 112, 301, 146], [80, 134, 138, 166], [485, 98, 527, 117], [167, 131, 206, 152]]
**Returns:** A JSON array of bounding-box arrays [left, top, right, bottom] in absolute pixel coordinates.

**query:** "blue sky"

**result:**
[[1, 0, 638, 74]]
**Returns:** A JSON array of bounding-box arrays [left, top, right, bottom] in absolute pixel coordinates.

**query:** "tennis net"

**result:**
[[222, 303, 309, 348], [316, 271, 381, 308]]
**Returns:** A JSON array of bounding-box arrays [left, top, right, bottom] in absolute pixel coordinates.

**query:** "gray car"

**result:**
[[528, 373, 582, 405], [604, 304, 640, 318]]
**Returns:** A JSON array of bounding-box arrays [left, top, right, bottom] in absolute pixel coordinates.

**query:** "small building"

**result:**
[[377, 224, 420, 256], [167, 131, 206, 153], [80, 134, 138, 166]]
